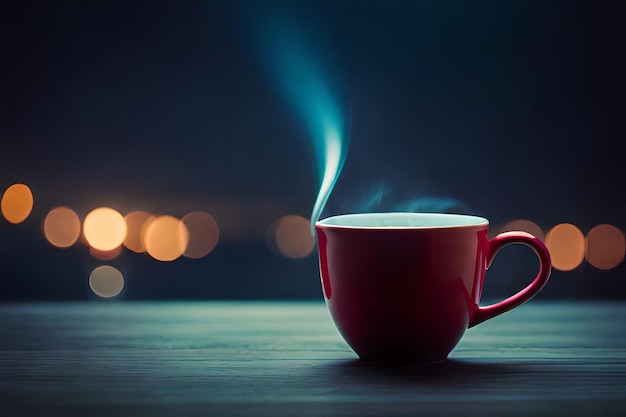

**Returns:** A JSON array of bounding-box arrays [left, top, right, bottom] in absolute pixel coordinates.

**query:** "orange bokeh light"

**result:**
[[43, 207, 81, 248], [1, 183, 34, 224], [182, 211, 220, 259], [499, 219, 545, 241], [89, 245, 123, 260], [272, 215, 315, 259], [144, 215, 189, 261], [586, 224, 625, 270], [83, 207, 127, 251], [545, 223, 585, 271], [123, 211, 155, 253]]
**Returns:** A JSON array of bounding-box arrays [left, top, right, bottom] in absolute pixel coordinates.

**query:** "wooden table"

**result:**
[[2, 301, 626, 416]]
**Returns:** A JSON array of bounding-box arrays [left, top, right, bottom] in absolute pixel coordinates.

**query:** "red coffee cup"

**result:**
[[315, 213, 551, 363]]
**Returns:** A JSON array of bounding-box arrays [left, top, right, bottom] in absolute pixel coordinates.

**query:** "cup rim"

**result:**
[[316, 212, 489, 230]]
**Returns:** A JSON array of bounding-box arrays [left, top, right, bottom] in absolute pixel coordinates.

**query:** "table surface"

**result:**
[[1, 301, 626, 416]]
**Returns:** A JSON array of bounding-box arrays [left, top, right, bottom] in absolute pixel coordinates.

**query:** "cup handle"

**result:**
[[469, 231, 552, 327]]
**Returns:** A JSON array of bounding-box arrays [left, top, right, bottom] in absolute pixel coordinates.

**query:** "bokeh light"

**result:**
[[499, 219, 545, 241], [89, 265, 124, 298], [123, 211, 155, 253], [83, 207, 127, 251], [586, 224, 625, 270], [139, 216, 157, 252], [89, 245, 123, 260], [1, 183, 34, 224], [182, 211, 220, 259], [545, 223, 585, 271], [43, 207, 81, 248], [144, 215, 189, 261], [272, 215, 315, 259]]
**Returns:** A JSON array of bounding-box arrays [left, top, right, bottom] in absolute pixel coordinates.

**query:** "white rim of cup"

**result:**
[[316, 212, 489, 230]]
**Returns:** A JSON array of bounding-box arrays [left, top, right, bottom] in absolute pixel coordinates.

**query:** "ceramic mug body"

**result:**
[[315, 213, 551, 363]]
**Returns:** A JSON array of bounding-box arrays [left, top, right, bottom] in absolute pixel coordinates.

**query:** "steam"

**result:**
[[347, 183, 471, 215], [247, 9, 349, 233], [241, 7, 468, 233], [312, 126, 344, 231], [393, 197, 470, 214]]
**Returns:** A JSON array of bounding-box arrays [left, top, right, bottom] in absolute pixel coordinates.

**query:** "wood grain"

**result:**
[[1, 301, 626, 416]]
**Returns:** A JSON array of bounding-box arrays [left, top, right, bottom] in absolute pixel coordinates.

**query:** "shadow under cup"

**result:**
[[315, 213, 551, 363]]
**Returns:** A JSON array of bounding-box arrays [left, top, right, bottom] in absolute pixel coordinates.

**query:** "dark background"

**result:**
[[1, 0, 625, 301]]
